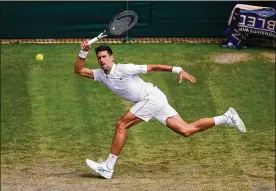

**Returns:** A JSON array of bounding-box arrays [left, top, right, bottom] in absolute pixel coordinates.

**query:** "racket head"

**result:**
[[106, 10, 138, 36]]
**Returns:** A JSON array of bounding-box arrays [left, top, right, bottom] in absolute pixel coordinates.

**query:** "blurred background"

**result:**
[[1, 1, 275, 39]]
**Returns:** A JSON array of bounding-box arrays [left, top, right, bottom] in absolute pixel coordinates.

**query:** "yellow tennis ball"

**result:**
[[36, 54, 43, 61]]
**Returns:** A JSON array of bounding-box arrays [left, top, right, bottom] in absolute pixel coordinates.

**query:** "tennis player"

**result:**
[[74, 40, 246, 179]]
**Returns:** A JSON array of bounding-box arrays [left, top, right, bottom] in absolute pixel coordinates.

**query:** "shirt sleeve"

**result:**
[[92, 69, 102, 82], [120, 64, 147, 76]]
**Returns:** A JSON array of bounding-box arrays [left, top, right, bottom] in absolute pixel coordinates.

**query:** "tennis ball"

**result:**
[[36, 54, 43, 61]]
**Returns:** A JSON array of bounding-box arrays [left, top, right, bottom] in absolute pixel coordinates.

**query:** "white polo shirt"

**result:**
[[92, 63, 156, 103]]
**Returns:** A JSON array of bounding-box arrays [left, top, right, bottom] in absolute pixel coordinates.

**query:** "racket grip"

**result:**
[[88, 37, 99, 45]]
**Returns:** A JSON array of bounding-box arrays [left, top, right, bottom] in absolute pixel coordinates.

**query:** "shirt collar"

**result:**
[[107, 63, 116, 75]]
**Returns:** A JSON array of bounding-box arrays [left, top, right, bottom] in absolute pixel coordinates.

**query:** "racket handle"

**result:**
[[88, 37, 99, 45]]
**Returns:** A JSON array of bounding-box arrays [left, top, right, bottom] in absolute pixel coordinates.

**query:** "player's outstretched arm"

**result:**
[[147, 64, 196, 84], [74, 40, 94, 79]]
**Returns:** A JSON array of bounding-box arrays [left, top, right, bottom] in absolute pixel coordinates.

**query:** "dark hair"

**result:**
[[95, 45, 113, 55]]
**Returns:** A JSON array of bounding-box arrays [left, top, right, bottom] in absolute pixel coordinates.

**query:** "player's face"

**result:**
[[97, 51, 114, 72]]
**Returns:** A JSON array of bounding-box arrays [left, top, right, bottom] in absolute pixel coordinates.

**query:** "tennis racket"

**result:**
[[88, 10, 138, 45]]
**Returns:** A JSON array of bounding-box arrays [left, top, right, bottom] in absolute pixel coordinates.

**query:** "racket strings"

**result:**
[[108, 11, 138, 36], [111, 18, 132, 35]]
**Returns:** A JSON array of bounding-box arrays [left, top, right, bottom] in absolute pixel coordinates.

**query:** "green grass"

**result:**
[[1, 43, 275, 190]]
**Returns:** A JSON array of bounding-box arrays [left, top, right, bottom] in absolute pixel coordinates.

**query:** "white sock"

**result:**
[[213, 115, 227, 125], [105, 153, 118, 170]]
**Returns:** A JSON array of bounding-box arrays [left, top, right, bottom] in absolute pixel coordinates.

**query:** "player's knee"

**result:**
[[115, 120, 127, 133], [182, 130, 192, 137], [181, 126, 193, 137]]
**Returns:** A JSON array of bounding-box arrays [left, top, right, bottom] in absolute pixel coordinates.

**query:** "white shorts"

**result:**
[[130, 87, 178, 126]]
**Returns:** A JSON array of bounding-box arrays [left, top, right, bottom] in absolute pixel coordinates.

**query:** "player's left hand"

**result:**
[[178, 69, 197, 84]]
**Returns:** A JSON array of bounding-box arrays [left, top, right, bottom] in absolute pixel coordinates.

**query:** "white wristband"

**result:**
[[79, 50, 89, 59], [172, 66, 182, 74]]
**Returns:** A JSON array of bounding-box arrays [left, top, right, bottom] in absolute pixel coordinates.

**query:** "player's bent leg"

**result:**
[[86, 111, 143, 179], [111, 111, 144, 155], [165, 114, 215, 137]]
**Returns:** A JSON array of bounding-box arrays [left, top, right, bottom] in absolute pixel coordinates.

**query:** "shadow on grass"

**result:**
[[79, 172, 105, 179]]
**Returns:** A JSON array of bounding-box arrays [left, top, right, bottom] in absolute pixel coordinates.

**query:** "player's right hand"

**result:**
[[81, 39, 91, 52]]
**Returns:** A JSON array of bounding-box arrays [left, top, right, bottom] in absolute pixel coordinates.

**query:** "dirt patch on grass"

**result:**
[[1, 158, 275, 191], [261, 52, 275, 63], [213, 53, 250, 64], [0, 164, 202, 191]]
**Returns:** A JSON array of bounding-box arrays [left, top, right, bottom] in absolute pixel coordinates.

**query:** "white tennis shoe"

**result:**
[[86, 159, 114, 179], [224, 107, 246, 133]]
